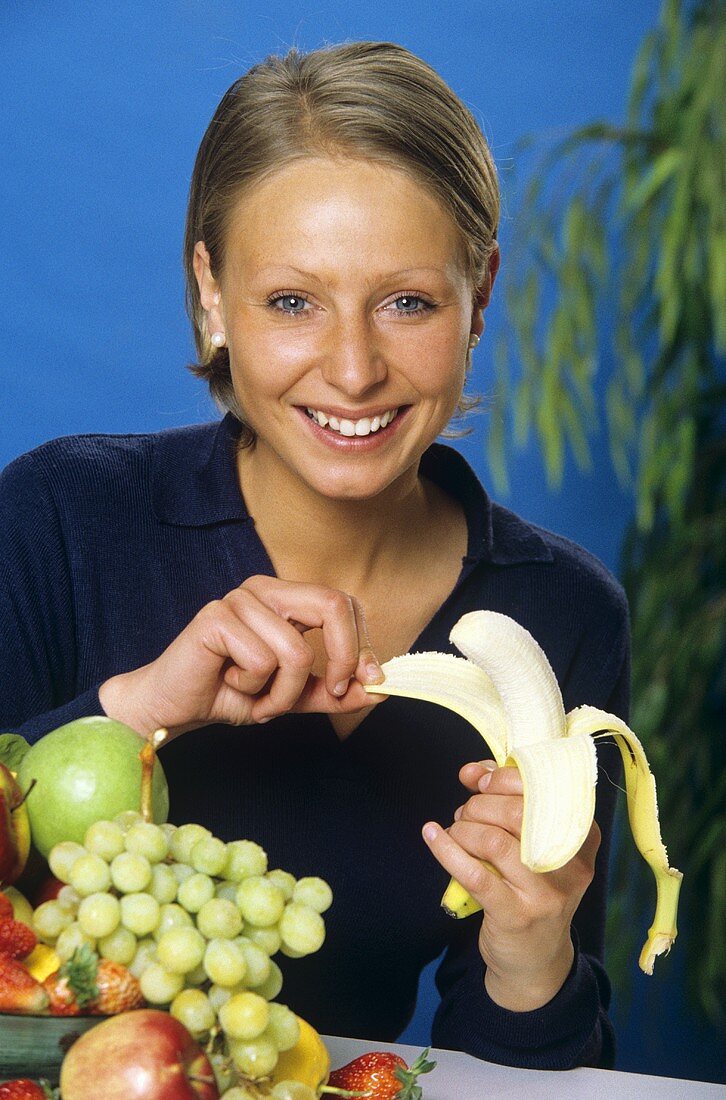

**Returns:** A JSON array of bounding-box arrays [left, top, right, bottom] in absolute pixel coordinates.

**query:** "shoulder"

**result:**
[[494, 501, 629, 627], [0, 423, 218, 511]]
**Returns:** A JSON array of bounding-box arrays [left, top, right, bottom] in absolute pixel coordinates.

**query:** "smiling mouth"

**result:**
[[304, 407, 400, 437]]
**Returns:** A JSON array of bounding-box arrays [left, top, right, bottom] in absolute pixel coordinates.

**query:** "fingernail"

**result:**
[[454, 805, 464, 821], [333, 679, 349, 696], [479, 760, 497, 770], [258, 717, 272, 725], [365, 660, 384, 683], [423, 824, 439, 843], [478, 771, 492, 791]]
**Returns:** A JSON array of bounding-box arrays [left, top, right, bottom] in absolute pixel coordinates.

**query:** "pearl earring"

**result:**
[[210, 331, 226, 348], [468, 333, 480, 350]]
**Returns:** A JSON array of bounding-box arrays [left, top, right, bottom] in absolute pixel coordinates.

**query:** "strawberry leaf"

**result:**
[[393, 1048, 436, 1100]]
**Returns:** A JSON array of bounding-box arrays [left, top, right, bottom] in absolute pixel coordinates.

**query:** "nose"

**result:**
[[320, 312, 387, 396]]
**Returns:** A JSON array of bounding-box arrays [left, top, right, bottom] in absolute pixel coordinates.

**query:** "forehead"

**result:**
[[221, 156, 469, 281]]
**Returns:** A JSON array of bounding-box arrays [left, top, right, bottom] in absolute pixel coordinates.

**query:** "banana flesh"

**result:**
[[364, 610, 682, 974]]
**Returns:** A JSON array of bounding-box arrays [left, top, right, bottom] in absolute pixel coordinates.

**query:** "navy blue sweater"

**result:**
[[0, 415, 629, 1069]]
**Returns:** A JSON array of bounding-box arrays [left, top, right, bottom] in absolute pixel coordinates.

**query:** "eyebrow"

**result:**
[[253, 265, 454, 284]]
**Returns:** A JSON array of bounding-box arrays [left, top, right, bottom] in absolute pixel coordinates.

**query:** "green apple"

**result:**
[[17, 717, 169, 858]]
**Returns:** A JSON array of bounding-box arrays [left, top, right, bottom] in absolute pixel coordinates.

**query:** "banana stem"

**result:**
[[639, 865, 683, 974], [139, 728, 168, 823]]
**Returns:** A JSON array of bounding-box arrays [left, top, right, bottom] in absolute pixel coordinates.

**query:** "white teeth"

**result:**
[[305, 408, 399, 437]]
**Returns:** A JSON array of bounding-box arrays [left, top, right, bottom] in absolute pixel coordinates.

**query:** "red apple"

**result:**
[[60, 1009, 219, 1100], [0, 762, 31, 886], [32, 873, 64, 906]]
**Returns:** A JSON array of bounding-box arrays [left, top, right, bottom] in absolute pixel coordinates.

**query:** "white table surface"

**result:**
[[323, 1034, 726, 1098]]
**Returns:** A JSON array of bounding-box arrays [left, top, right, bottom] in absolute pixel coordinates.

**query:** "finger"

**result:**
[[422, 821, 512, 909], [199, 603, 280, 695], [244, 577, 364, 699], [481, 764, 523, 796], [290, 674, 385, 715], [458, 760, 497, 792], [446, 819, 530, 888], [349, 598, 384, 690], [453, 792, 524, 840], [223, 591, 319, 718]]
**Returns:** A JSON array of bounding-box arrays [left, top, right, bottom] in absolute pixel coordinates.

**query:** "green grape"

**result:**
[[185, 961, 208, 987], [48, 841, 86, 883], [219, 991, 270, 1040], [84, 820, 125, 861], [170, 862, 195, 885], [114, 809, 144, 833], [98, 925, 137, 965], [55, 922, 96, 962], [169, 823, 212, 863], [110, 851, 152, 893], [124, 822, 169, 863], [148, 863, 178, 905], [255, 959, 283, 1002], [279, 943, 307, 959], [170, 987, 216, 1038], [56, 885, 81, 914], [236, 877, 285, 927], [69, 853, 112, 897], [224, 1087, 263, 1100], [190, 835, 227, 876], [214, 880, 239, 903], [278, 903, 325, 955], [33, 900, 74, 943], [271, 1083, 317, 1100], [153, 903, 194, 941], [177, 872, 215, 914], [266, 869, 296, 900], [266, 1003, 300, 1052], [224, 839, 267, 882], [227, 1034, 278, 1078], [156, 926, 206, 974], [77, 892, 121, 939], [203, 937, 247, 986], [120, 892, 161, 937], [292, 877, 333, 914], [196, 897, 242, 940], [234, 937, 271, 987], [139, 961, 185, 1004], [208, 982, 239, 1012], [245, 925, 281, 956], [128, 937, 158, 978]]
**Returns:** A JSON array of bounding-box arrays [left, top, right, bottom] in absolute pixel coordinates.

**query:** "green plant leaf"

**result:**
[[0, 733, 31, 773]]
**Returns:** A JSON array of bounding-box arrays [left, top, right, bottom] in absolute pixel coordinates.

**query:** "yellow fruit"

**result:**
[[25, 942, 61, 982], [4, 885, 34, 926], [270, 1015, 330, 1091]]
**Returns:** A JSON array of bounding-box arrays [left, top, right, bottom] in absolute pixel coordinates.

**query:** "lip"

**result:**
[[294, 405, 410, 449]]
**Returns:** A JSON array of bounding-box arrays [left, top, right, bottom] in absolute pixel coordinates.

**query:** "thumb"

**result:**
[[458, 759, 497, 792]]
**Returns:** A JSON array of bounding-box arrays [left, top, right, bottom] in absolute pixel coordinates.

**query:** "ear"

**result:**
[[470, 244, 500, 337], [193, 242, 225, 330]]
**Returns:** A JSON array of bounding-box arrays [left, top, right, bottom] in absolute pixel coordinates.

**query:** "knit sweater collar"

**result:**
[[151, 413, 552, 566]]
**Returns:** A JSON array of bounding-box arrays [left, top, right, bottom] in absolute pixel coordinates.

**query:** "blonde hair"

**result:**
[[183, 41, 500, 436]]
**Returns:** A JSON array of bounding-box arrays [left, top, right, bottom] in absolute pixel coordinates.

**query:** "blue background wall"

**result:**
[[3, 0, 720, 1084]]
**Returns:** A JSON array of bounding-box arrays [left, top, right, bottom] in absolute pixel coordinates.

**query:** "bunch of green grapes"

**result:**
[[33, 813, 332, 1092]]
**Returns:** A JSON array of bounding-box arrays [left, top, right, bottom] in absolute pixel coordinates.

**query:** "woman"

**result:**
[[0, 43, 628, 1069]]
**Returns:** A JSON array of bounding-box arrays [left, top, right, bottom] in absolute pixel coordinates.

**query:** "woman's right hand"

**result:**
[[98, 575, 384, 739]]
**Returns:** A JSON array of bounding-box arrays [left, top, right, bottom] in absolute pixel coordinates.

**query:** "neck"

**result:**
[[236, 443, 433, 588]]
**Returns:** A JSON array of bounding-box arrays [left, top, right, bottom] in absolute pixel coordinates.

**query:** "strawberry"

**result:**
[[326, 1048, 436, 1100], [0, 1081, 54, 1100], [43, 944, 143, 1017], [0, 917, 37, 959], [0, 892, 14, 921], [91, 957, 144, 1015], [0, 954, 49, 1014]]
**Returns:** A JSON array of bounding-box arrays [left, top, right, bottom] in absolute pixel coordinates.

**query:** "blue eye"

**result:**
[[389, 295, 433, 316], [269, 294, 308, 314]]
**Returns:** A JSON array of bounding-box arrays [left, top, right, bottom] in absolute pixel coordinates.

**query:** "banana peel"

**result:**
[[364, 610, 683, 974]]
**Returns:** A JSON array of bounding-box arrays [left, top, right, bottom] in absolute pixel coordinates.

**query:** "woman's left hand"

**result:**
[[422, 760, 600, 1011]]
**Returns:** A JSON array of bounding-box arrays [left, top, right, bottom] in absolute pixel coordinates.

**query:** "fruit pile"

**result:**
[[32, 814, 332, 1091]]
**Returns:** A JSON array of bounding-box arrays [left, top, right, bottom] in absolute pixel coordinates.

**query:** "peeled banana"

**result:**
[[363, 610, 682, 974]]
